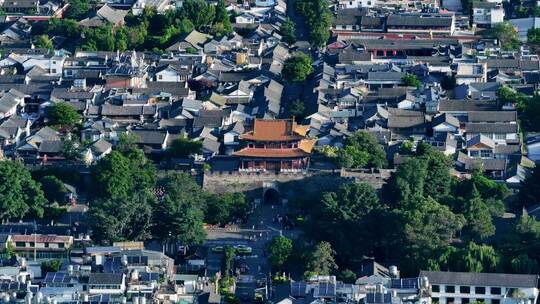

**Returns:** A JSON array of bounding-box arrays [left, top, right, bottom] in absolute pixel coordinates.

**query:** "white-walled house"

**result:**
[[473, 2, 504, 28], [338, 0, 376, 8], [421, 271, 539, 304], [235, 13, 257, 24], [22, 56, 64, 76]]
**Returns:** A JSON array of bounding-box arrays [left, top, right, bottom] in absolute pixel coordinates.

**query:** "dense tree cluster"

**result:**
[[296, 0, 333, 48], [0, 160, 47, 220], [88, 140, 248, 245], [33, 0, 232, 52], [47, 102, 81, 130], [280, 19, 297, 45], [282, 53, 313, 83], [337, 131, 387, 169], [401, 73, 421, 88], [296, 143, 529, 277], [497, 86, 540, 132], [486, 22, 520, 51]]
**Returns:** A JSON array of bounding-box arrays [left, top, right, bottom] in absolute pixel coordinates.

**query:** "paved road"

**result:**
[[205, 203, 301, 302], [286, 0, 309, 41]]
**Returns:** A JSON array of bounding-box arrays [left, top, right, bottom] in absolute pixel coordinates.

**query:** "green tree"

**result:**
[[338, 131, 387, 169], [89, 191, 154, 243], [458, 242, 500, 272], [517, 95, 540, 132], [212, 0, 232, 36], [280, 19, 296, 45], [491, 21, 520, 51], [47, 103, 81, 129], [338, 269, 357, 284], [64, 0, 89, 19], [288, 99, 306, 120], [181, 0, 216, 30], [34, 35, 53, 50], [41, 260, 62, 275], [82, 24, 116, 51], [92, 149, 156, 200], [393, 196, 465, 272], [520, 166, 540, 208], [282, 53, 313, 83], [47, 19, 81, 41], [268, 236, 293, 270], [40, 175, 67, 204], [431, 243, 500, 272], [152, 172, 206, 244], [0, 160, 47, 220], [62, 139, 83, 162], [296, 0, 333, 48], [312, 183, 383, 262], [511, 254, 538, 274], [528, 28, 540, 45], [223, 245, 235, 276], [402, 73, 421, 88], [204, 192, 248, 225], [167, 136, 203, 158], [306, 241, 337, 276]]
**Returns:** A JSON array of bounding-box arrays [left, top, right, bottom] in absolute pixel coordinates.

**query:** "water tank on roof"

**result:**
[[131, 269, 139, 281], [121, 255, 128, 266], [389, 265, 399, 278], [420, 276, 429, 289], [133, 297, 140, 304]]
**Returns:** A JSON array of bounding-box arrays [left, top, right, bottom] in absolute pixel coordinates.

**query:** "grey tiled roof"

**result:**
[[466, 123, 518, 134], [88, 273, 123, 285], [387, 15, 453, 27], [420, 271, 538, 288]]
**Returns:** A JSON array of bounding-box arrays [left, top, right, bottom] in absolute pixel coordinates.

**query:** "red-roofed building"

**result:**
[[8, 234, 73, 259], [233, 119, 315, 172]]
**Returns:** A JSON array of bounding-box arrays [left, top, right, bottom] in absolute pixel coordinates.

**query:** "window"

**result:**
[[58, 243, 64, 248], [447, 297, 455, 304], [432, 285, 440, 292], [446, 286, 455, 293], [460, 286, 471, 294], [44, 243, 49, 248], [158, 75, 163, 80], [494, 133, 506, 140], [492, 300, 500, 304], [480, 150, 492, 158], [490, 288, 501, 295], [29, 242, 35, 247], [52, 69, 57, 74], [462, 299, 470, 304], [470, 150, 480, 157], [475, 287, 486, 294], [15, 242, 25, 247]]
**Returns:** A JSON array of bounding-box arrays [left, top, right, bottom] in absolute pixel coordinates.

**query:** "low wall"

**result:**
[[203, 169, 393, 202]]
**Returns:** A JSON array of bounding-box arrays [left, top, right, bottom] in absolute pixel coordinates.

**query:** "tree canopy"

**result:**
[[337, 131, 387, 169], [167, 136, 203, 158], [268, 236, 293, 270], [402, 73, 422, 88], [0, 160, 47, 220], [152, 172, 207, 244], [47, 103, 81, 129], [282, 53, 313, 83], [296, 0, 333, 48], [305, 241, 337, 277], [280, 19, 297, 45]]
